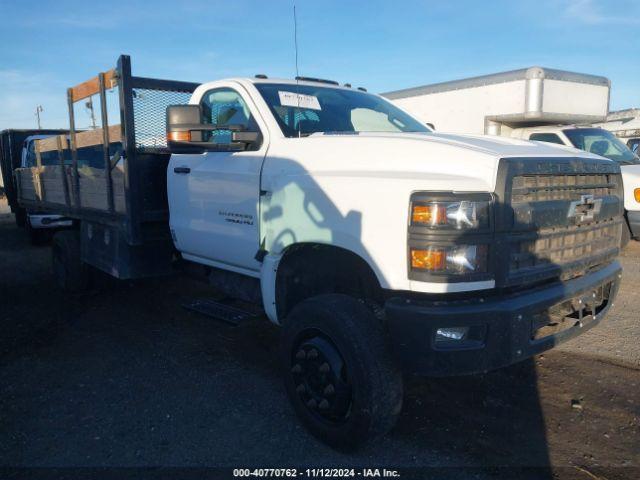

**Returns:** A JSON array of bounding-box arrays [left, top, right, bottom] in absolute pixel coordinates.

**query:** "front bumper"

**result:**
[[28, 214, 73, 229], [627, 211, 640, 238], [385, 261, 622, 377]]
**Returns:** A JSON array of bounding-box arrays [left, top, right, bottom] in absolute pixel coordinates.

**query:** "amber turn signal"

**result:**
[[411, 249, 446, 271], [635, 188, 640, 203], [412, 204, 447, 225], [167, 131, 191, 142]]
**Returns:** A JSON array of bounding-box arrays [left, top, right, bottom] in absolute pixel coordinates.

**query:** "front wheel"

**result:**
[[280, 294, 403, 451]]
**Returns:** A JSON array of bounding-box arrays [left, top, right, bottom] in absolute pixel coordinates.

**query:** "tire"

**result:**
[[52, 230, 89, 293], [280, 294, 403, 451], [25, 217, 51, 246], [14, 207, 27, 228]]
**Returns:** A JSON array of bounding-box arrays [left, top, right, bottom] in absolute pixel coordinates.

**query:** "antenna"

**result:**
[[293, 4, 300, 79], [293, 3, 301, 137]]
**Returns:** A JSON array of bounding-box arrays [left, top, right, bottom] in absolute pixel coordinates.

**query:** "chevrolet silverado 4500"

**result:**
[[16, 56, 624, 449]]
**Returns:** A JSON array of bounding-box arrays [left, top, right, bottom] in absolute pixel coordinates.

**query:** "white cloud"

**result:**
[[563, 0, 640, 25], [18, 12, 122, 29]]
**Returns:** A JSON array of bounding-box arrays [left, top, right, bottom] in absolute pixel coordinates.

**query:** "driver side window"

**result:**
[[200, 88, 257, 145]]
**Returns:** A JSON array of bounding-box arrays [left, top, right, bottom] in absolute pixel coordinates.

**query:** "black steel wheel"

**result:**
[[281, 294, 403, 451], [291, 332, 353, 424]]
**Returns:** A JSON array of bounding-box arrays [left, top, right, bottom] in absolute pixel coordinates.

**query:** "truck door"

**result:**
[[168, 86, 267, 275]]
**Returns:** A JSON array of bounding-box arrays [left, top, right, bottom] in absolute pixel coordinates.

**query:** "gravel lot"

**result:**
[[558, 241, 640, 367], [0, 198, 638, 479]]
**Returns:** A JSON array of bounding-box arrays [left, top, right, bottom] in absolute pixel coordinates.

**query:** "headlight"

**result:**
[[410, 244, 488, 274], [411, 200, 489, 229], [408, 192, 493, 282]]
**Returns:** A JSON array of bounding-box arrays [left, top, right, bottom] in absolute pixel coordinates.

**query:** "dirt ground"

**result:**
[[558, 241, 640, 368], [0, 199, 638, 479]]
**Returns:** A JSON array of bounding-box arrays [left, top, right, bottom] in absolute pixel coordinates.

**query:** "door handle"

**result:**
[[174, 166, 191, 174]]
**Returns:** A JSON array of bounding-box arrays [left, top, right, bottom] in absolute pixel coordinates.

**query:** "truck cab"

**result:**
[[511, 125, 640, 244]]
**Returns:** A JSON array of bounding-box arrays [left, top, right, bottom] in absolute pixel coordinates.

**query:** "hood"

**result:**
[[306, 131, 602, 158], [267, 132, 607, 193]]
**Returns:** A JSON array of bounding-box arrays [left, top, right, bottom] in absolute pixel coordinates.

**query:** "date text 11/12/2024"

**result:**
[[232, 468, 401, 478]]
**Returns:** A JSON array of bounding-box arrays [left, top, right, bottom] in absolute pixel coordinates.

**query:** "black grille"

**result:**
[[495, 158, 623, 289], [511, 174, 617, 203], [509, 219, 621, 274]]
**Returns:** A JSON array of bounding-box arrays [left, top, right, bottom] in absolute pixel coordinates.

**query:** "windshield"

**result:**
[[563, 128, 640, 165], [25, 140, 61, 167], [254, 83, 431, 138]]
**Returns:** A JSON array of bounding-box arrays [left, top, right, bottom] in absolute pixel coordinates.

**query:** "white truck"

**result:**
[[385, 67, 640, 245], [0, 129, 73, 242], [16, 56, 624, 450], [597, 108, 640, 153], [19, 135, 73, 243]]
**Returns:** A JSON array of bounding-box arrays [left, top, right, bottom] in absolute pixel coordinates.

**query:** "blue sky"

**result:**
[[1, 0, 639, 130]]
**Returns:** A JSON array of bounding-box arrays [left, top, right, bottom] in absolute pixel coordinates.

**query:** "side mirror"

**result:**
[[166, 105, 262, 153], [167, 105, 207, 153], [426, 122, 435, 131]]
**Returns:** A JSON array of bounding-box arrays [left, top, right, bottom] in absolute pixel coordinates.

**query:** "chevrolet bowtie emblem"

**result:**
[[568, 194, 602, 223]]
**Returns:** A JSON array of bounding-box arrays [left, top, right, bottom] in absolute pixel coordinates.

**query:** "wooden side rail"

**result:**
[[35, 125, 121, 153], [76, 125, 122, 149], [70, 69, 117, 102], [35, 134, 68, 153]]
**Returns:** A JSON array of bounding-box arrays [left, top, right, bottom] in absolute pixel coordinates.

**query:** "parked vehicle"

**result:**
[[15, 135, 73, 243], [597, 108, 640, 153], [384, 67, 640, 245], [0, 129, 69, 230], [16, 56, 624, 449]]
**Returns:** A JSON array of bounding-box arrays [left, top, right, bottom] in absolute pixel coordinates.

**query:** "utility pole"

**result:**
[[35, 105, 43, 129], [85, 98, 97, 129]]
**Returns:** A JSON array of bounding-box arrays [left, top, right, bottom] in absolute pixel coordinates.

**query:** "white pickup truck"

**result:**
[[16, 56, 624, 450], [19, 135, 73, 243], [598, 108, 640, 153]]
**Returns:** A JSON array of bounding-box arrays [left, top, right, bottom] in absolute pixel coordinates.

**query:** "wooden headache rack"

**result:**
[[17, 55, 199, 247]]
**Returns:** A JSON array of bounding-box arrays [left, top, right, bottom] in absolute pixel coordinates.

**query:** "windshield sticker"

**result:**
[[278, 91, 321, 110]]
